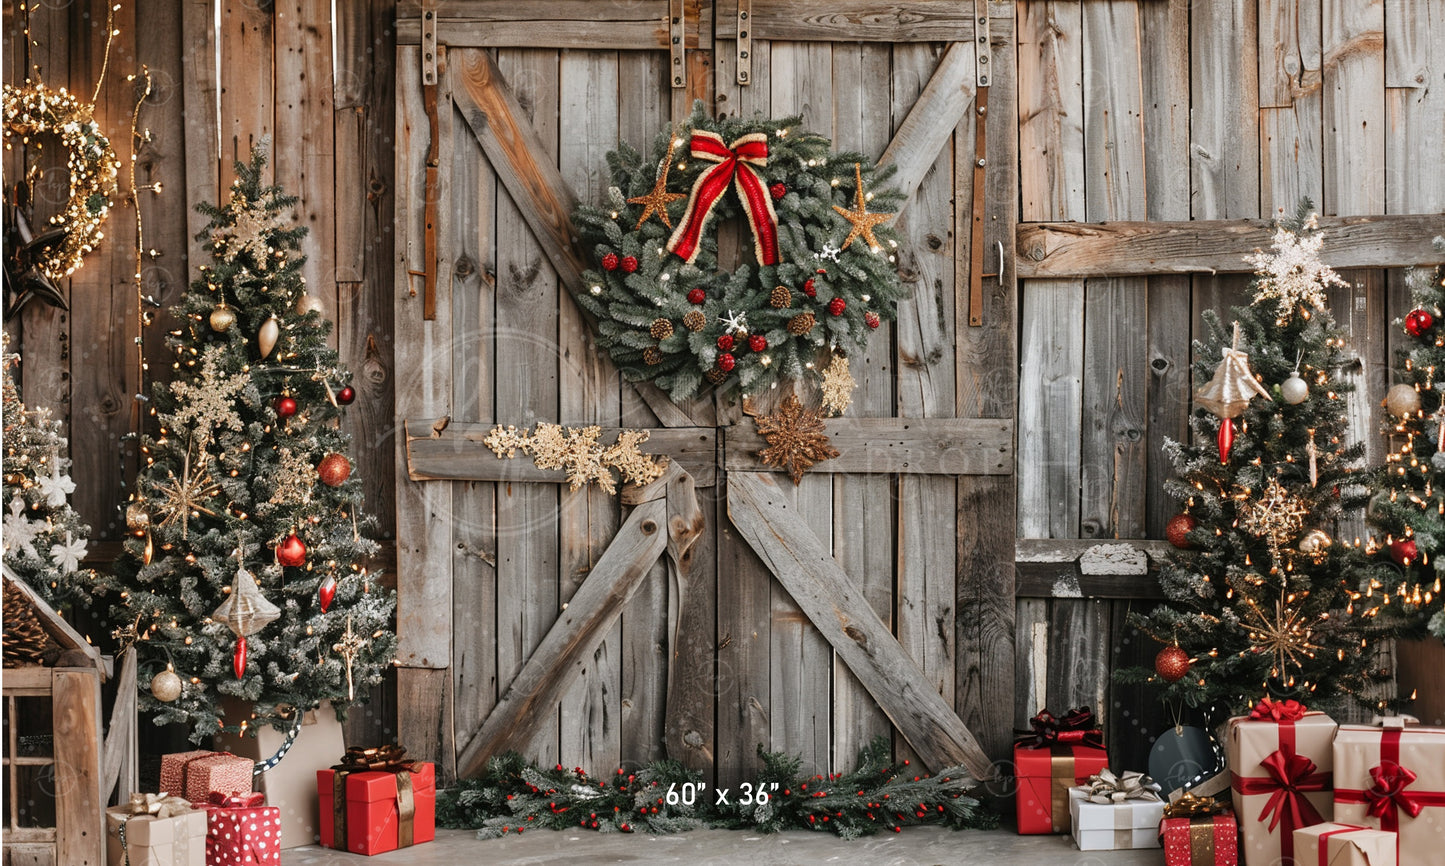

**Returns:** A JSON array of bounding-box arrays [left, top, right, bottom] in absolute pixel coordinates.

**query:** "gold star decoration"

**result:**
[[150, 445, 222, 539], [755, 394, 840, 484], [1238, 477, 1308, 563], [332, 615, 367, 701], [627, 136, 685, 231], [831, 163, 893, 252], [1239, 592, 1322, 682]]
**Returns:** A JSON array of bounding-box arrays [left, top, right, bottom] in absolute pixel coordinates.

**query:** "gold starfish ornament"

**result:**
[[627, 136, 686, 230], [831, 163, 893, 252]]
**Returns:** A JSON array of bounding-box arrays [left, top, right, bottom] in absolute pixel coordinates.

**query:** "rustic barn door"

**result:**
[[392, 1, 1018, 788]]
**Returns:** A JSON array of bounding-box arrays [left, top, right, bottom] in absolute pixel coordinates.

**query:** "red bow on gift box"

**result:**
[[1015, 707, 1105, 750], [1249, 696, 1308, 722], [1231, 744, 1329, 832], [1365, 760, 1426, 820], [207, 791, 265, 810], [665, 130, 780, 266]]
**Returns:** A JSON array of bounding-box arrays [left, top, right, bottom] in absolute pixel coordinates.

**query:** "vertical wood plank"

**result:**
[[1018, 1, 1083, 223], [959, 8, 1019, 761], [219, 0, 274, 188], [53, 670, 103, 866], [1191, 0, 1261, 219], [1046, 600, 1111, 716], [1323, 0, 1385, 217], [273, 0, 337, 329], [558, 48, 623, 773], [492, 47, 562, 765], [1259, 0, 1324, 213], [181, 0, 221, 275], [1384, 0, 1445, 214]]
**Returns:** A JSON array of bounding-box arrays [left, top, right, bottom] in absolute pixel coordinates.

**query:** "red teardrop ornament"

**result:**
[[1217, 418, 1235, 463], [319, 574, 337, 612], [234, 635, 248, 679], [276, 533, 307, 567]]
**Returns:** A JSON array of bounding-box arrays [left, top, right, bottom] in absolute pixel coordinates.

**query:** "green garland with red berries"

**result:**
[[437, 736, 997, 841], [572, 105, 907, 403]]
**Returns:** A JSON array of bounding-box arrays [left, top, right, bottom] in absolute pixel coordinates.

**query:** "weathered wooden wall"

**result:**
[[1014, 0, 1444, 769], [2, 0, 399, 748]]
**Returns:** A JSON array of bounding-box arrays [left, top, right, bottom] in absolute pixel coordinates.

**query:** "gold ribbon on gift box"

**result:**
[[1164, 793, 1233, 866], [330, 745, 419, 851]]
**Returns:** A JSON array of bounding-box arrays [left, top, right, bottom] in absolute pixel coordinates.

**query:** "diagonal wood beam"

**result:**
[[726, 471, 995, 781], [875, 40, 977, 218], [456, 494, 669, 777]]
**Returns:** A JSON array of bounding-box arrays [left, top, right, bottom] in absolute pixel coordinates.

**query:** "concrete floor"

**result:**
[[284, 827, 1158, 865]]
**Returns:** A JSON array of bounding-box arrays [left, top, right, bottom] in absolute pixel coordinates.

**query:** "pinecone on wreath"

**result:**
[[649, 318, 674, 340], [787, 312, 816, 335], [643, 347, 663, 366], [705, 368, 728, 384], [3, 578, 54, 667], [770, 285, 791, 309], [682, 310, 706, 332]]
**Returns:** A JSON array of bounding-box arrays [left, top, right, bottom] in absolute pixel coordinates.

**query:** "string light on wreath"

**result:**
[[573, 106, 907, 404]]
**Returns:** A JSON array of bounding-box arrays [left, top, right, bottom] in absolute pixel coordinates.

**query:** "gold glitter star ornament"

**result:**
[[832, 163, 894, 252], [627, 136, 686, 230]]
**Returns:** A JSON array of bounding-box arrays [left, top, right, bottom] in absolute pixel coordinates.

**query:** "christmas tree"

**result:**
[[104, 146, 395, 739], [1364, 242, 1445, 640], [2, 336, 95, 609], [1122, 207, 1384, 714]]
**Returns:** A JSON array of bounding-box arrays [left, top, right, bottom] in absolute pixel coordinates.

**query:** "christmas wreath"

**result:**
[[2, 82, 118, 280], [572, 106, 906, 404]]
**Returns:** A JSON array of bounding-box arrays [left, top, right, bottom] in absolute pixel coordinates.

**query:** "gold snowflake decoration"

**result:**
[[483, 423, 666, 494], [210, 193, 287, 264], [268, 447, 318, 507], [820, 354, 854, 417], [1239, 592, 1322, 680], [756, 394, 840, 484], [168, 346, 247, 445], [1238, 477, 1308, 559], [150, 445, 222, 539], [1244, 214, 1349, 320]]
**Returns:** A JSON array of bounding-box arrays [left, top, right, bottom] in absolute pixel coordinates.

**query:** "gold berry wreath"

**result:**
[[3, 82, 119, 281], [572, 107, 906, 406]]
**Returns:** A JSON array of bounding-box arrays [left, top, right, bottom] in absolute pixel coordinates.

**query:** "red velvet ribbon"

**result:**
[[1229, 719, 1330, 862], [1249, 696, 1307, 722], [1014, 707, 1105, 750], [207, 791, 265, 809], [1335, 727, 1445, 840], [666, 130, 779, 266]]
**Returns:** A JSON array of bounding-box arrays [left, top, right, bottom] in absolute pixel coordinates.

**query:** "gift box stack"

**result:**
[[159, 750, 254, 805], [317, 745, 435, 856], [1227, 696, 1336, 865], [106, 792, 207, 866], [151, 749, 287, 866]]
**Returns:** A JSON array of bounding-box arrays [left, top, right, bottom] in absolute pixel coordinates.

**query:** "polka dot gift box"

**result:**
[[201, 792, 281, 865]]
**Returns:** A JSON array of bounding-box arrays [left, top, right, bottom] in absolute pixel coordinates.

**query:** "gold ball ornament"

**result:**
[[1386, 383, 1422, 418], [150, 668, 183, 702], [296, 294, 324, 316], [209, 302, 237, 333], [125, 502, 150, 535], [1298, 528, 1332, 559]]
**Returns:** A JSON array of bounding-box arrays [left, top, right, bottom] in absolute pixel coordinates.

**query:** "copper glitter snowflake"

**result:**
[[755, 394, 839, 484]]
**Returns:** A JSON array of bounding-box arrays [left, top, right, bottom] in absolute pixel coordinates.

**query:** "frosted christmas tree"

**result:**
[[105, 146, 395, 739]]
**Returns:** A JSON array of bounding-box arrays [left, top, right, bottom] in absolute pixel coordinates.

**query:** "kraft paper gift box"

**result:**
[[1159, 794, 1239, 866], [1013, 707, 1109, 834], [105, 794, 206, 866], [1067, 769, 1165, 850], [201, 792, 281, 866], [1228, 697, 1335, 865], [158, 750, 253, 804], [317, 747, 436, 856], [1333, 716, 1445, 864], [1292, 822, 1397, 866]]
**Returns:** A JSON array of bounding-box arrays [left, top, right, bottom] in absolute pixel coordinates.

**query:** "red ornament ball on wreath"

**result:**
[[1405, 309, 1434, 337], [1166, 513, 1198, 549], [803, 278, 817, 298], [717, 334, 735, 352], [1389, 538, 1419, 567], [718, 353, 736, 372], [620, 255, 638, 274], [1155, 645, 1191, 683], [687, 288, 706, 305], [749, 334, 767, 352], [276, 533, 307, 568], [337, 385, 356, 405], [601, 253, 619, 271], [769, 183, 786, 200], [828, 297, 846, 316], [864, 311, 881, 330], [318, 453, 352, 487], [275, 396, 298, 419]]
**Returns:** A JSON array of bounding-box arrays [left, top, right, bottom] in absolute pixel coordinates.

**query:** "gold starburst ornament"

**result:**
[[755, 394, 840, 484], [1240, 592, 1322, 681], [150, 446, 222, 539]]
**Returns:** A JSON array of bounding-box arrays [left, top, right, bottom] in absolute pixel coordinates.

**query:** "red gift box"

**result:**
[[202, 792, 280, 865], [1161, 812, 1239, 866], [1014, 707, 1109, 834], [317, 760, 435, 855], [159, 751, 254, 804]]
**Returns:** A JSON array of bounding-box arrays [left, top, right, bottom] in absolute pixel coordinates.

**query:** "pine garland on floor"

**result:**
[[437, 736, 998, 840]]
